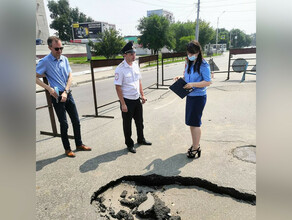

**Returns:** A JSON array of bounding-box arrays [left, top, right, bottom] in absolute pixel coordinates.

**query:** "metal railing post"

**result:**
[[42, 77, 58, 136]]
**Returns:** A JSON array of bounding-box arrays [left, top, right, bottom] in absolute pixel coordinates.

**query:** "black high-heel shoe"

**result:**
[[187, 145, 201, 158]]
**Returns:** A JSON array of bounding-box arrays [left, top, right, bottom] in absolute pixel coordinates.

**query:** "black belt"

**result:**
[[124, 97, 140, 101], [58, 91, 71, 95]]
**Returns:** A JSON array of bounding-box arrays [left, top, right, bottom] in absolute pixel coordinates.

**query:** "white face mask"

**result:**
[[188, 55, 197, 61]]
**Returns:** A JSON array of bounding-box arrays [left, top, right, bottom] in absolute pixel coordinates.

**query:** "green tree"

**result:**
[[170, 21, 195, 52], [170, 20, 215, 52], [71, 8, 94, 23], [197, 20, 216, 50], [176, 35, 194, 52], [209, 28, 230, 49], [48, 0, 93, 41], [217, 28, 229, 44], [230, 29, 252, 48], [250, 33, 256, 47], [88, 29, 125, 59], [48, 0, 71, 41], [137, 15, 175, 54]]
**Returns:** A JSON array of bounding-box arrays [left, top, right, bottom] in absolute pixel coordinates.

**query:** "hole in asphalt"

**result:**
[[91, 174, 256, 219]]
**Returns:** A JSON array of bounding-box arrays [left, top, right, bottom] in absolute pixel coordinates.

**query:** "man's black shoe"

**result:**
[[138, 140, 152, 145], [127, 145, 136, 153]]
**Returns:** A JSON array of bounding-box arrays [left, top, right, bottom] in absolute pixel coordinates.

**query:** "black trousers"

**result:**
[[121, 98, 145, 147], [51, 93, 82, 151]]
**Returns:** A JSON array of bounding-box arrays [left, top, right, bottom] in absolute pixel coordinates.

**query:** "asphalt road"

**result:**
[[36, 52, 256, 219]]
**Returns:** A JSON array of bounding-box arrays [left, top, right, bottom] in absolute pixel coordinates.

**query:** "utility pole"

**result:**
[[229, 31, 232, 48], [216, 11, 225, 54], [195, 0, 200, 41]]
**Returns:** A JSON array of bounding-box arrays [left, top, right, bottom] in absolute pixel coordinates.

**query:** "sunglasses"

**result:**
[[53, 47, 64, 51]]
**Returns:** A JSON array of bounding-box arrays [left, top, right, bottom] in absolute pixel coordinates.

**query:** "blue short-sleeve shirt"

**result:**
[[184, 59, 211, 96], [36, 53, 72, 91]]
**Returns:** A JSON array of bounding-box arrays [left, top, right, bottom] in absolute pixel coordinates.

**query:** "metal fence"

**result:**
[[36, 77, 74, 139]]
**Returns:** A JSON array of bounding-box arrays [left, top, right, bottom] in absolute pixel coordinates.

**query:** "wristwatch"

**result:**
[[65, 89, 71, 94]]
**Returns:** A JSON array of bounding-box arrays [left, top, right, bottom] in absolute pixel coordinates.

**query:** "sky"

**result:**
[[44, 0, 256, 36]]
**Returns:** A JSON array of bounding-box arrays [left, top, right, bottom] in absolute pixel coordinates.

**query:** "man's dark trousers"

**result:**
[[121, 98, 144, 147], [51, 93, 82, 151]]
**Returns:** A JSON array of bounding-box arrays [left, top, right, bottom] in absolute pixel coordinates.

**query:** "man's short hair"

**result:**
[[47, 36, 61, 47]]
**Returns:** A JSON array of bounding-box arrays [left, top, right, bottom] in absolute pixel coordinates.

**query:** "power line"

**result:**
[[223, 19, 256, 22], [144, 0, 195, 6], [128, 0, 193, 8], [225, 10, 256, 12], [175, 4, 196, 20], [201, 2, 256, 8], [185, 7, 197, 21], [201, 0, 255, 4], [201, 9, 256, 12]]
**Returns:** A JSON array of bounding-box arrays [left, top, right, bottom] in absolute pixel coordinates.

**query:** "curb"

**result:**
[[36, 75, 115, 93], [72, 75, 115, 87]]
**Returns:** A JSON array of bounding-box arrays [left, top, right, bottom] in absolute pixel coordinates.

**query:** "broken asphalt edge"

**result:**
[[90, 174, 256, 206]]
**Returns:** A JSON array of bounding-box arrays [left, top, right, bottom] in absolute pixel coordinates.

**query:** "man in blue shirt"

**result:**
[[36, 36, 91, 157]]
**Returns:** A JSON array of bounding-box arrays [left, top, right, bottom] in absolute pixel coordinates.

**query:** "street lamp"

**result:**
[[216, 11, 225, 54]]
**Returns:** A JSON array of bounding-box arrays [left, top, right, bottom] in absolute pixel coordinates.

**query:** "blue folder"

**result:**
[[169, 78, 194, 99]]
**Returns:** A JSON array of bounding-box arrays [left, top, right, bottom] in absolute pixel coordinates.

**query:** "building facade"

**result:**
[[36, 0, 50, 44], [147, 9, 174, 23]]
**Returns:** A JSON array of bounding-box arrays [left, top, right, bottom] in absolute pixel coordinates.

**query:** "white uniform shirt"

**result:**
[[114, 59, 142, 100]]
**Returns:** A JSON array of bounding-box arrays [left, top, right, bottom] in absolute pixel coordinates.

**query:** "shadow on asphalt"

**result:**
[[79, 145, 143, 173], [36, 154, 67, 171], [222, 79, 256, 83], [36, 136, 55, 143], [143, 153, 194, 176]]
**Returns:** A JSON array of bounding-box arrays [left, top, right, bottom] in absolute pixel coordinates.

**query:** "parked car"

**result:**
[[36, 38, 43, 45]]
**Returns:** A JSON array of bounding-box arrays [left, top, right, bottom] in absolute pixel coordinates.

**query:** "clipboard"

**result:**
[[169, 78, 194, 99]]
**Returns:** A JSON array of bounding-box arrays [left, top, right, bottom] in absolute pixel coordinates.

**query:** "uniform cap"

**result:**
[[121, 41, 136, 54]]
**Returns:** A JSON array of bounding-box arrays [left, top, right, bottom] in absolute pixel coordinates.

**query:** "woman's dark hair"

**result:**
[[186, 40, 203, 74]]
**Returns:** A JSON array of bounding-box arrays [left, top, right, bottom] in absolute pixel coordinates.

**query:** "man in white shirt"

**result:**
[[114, 41, 152, 153]]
